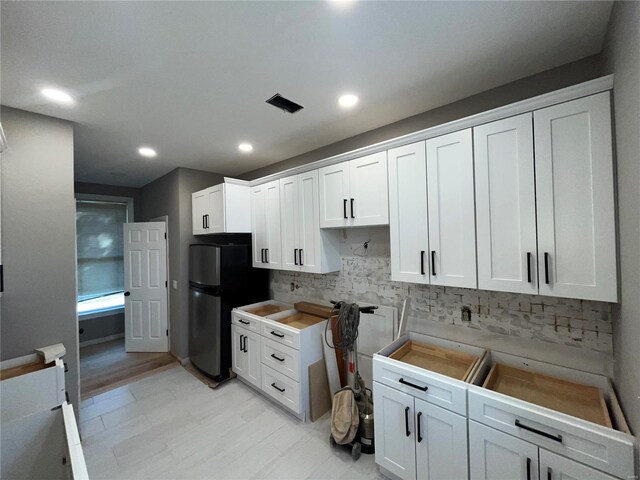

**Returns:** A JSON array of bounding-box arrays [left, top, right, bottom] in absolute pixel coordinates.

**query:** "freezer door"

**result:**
[[189, 288, 222, 377], [189, 245, 220, 286]]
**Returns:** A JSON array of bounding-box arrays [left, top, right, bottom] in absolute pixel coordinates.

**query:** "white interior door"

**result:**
[[124, 222, 168, 352]]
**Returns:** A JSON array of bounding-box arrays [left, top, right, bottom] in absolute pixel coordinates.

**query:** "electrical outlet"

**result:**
[[461, 306, 471, 322], [290, 282, 295, 292]]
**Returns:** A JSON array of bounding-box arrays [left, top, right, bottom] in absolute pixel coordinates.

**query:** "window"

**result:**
[[75, 195, 133, 316]]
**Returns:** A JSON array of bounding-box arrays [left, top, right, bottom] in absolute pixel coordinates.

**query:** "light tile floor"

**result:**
[[80, 365, 383, 480]]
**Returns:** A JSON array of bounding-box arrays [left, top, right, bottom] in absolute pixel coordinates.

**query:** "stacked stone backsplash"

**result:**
[[271, 250, 613, 354]]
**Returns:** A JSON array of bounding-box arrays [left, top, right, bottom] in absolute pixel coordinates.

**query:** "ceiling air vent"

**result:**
[[266, 94, 304, 114]]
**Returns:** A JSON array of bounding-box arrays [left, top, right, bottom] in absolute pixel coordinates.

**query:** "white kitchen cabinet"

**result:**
[[469, 420, 539, 480], [251, 180, 281, 269], [474, 113, 538, 295], [415, 398, 468, 480], [318, 152, 388, 228], [540, 449, 618, 480], [426, 129, 477, 288], [534, 92, 617, 302], [191, 180, 251, 235], [388, 142, 429, 284], [231, 324, 261, 389], [374, 382, 416, 480], [279, 171, 340, 274]]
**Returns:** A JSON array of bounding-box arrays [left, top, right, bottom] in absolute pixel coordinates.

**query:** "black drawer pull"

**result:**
[[544, 252, 550, 284], [271, 382, 285, 393], [343, 199, 348, 219], [350, 198, 355, 218], [270, 353, 285, 362], [526, 457, 531, 480], [238, 319, 250, 325], [527, 252, 532, 283], [294, 249, 298, 265], [270, 331, 285, 338], [431, 251, 436, 276], [404, 406, 410, 437], [399, 377, 428, 392], [417, 411, 423, 443], [515, 419, 563, 443]]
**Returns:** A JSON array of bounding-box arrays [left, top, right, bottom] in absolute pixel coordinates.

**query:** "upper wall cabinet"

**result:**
[[251, 180, 282, 269], [426, 129, 477, 289], [318, 152, 389, 228], [279, 171, 340, 274], [192, 181, 251, 235], [534, 92, 617, 302], [474, 113, 538, 295], [388, 142, 429, 284]]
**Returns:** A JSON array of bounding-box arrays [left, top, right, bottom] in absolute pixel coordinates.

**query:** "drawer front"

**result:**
[[261, 322, 299, 350], [261, 365, 302, 414], [373, 356, 468, 415], [468, 388, 635, 479], [232, 310, 261, 333], [261, 337, 300, 381]]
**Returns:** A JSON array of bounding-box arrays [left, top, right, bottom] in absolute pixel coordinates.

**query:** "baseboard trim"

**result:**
[[79, 333, 124, 348]]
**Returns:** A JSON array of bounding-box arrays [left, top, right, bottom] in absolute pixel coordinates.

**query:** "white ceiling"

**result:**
[[1, 1, 613, 187]]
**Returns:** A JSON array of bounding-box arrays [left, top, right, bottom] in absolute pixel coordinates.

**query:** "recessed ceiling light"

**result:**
[[329, 0, 356, 9], [138, 147, 157, 158], [238, 143, 253, 153], [338, 94, 359, 108], [41, 88, 74, 104]]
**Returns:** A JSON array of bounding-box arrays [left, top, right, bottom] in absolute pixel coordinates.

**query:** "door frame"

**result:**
[[150, 215, 171, 351]]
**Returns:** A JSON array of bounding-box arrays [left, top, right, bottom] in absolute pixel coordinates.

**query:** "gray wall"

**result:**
[[241, 54, 604, 180], [602, 0, 640, 458], [0, 107, 80, 411], [138, 167, 223, 359]]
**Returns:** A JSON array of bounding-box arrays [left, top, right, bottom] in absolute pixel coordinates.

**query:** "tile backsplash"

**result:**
[[270, 229, 613, 354]]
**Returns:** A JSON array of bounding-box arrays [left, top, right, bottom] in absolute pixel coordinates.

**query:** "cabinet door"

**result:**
[[426, 129, 477, 288], [318, 162, 350, 228], [279, 175, 300, 271], [474, 114, 538, 294], [264, 180, 282, 269], [192, 190, 209, 235], [388, 142, 429, 284], [297, 170, 322, 273], [231, 325, 247, 378], [243, 329, 262, 389], [373, 382, 416, 480], [207, 185, 225, 233], [349, 152, 389, 226], [534, 92, 617, 302], [415, 398, 468, 480], [250, 184, 267, 268], [469, 420, 538, 480], [539, 449, 617, 480]]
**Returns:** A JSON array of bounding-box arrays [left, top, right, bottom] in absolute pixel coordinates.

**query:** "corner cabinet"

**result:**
[[279, 171, 340, 274], [192, 180, 251, 235], [318, 152, 389, 228], [251, 180, 282, 269]]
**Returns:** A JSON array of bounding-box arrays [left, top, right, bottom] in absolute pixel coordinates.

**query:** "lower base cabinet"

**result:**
[[232, 325, 261, 389], [374, 382, 468, 480], [469, 420, 617, 480]]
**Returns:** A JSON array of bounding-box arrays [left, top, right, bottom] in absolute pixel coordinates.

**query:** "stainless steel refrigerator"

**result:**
[[188, 235, 268, 380]]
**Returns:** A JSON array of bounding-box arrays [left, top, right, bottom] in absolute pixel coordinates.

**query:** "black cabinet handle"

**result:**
[[343, 199, 348, 219], [420, 251, 425, 275], [260, 248, 265, 263], [547, 467, 552, 480], [350, 198, 355, 218], [294, 249, 299, 265], [526, 457, 531, 480], [527, 252, 532, 283], [242, 335, 248, 352], [124, 291, 131, 297], [239, 334, 244, 352], [431, 251, 436, 276], [270, 353, 285, 362], [271, 382, 285, 393], [544, 252, 550, 284], [270, 331, 285, 338], [515, 419, 562, 443], [399, 377, 428, 392], [265, 248, 269, 264], [202, 215, 206, 229], [64, 363, 69, 373], [299, 249, 304, 266], [404, 406, 410, 437], [205, 214, 209, 229], [417, 411, 423, 443], [238, 319, 250, 325]]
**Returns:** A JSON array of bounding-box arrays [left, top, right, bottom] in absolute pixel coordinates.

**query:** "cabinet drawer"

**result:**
[[373, 356, 468, 415], [231, 311, 262, 333], [261, 365, 302, 414], [468, 387, 635, 479], [261, 338, 300, 382], [261, 322, 299, 350]]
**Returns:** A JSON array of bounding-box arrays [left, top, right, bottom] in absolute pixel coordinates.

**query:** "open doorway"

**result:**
[[75, 195, 175, 400]]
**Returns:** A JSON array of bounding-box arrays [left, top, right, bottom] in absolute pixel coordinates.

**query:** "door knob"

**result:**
[[124, 291, 131, 297]]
